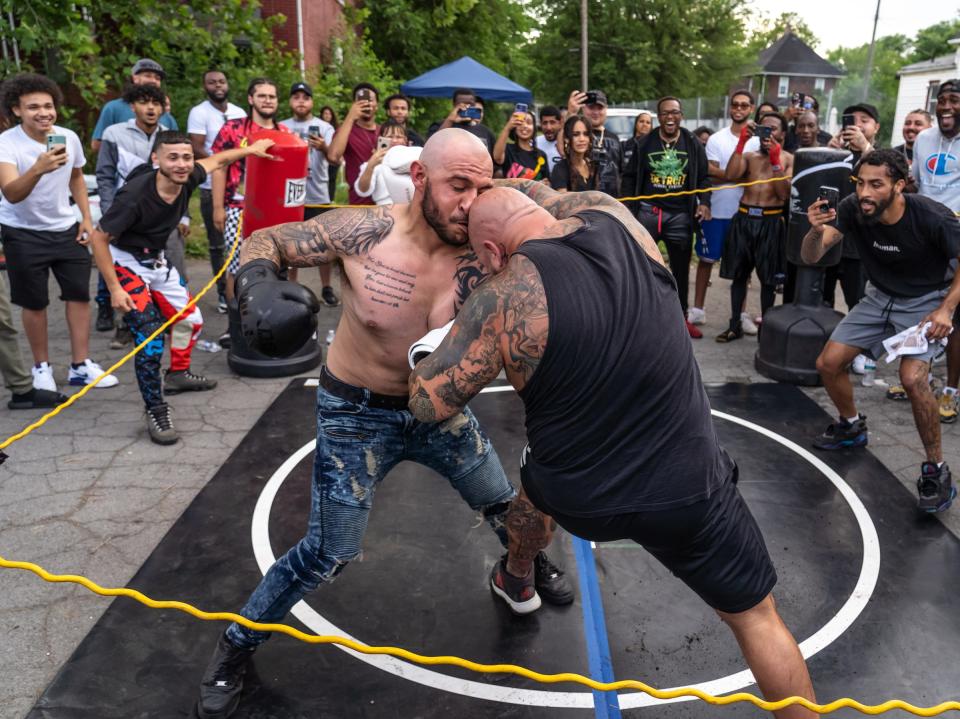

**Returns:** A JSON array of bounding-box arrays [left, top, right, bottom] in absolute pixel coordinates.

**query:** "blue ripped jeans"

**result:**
[[226, 378, 516, 649]]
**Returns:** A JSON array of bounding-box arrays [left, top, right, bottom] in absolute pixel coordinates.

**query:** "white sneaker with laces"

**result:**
[[851, 353, 867, 375], [687, 307, 706, 325], [68, 359, 119, 388], [32, 362, 57, 392], [740, 313, 758, 336]]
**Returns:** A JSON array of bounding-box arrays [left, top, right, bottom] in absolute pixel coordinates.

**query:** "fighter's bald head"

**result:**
[[468, 188, 554, 273], [419, 127, 491, 174]]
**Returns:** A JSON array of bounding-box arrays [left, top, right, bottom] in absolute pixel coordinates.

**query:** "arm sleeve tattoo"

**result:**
[[240, 205, 395, 268]]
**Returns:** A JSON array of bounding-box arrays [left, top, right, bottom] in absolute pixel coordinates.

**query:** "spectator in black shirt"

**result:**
[[549, 115, 599, 192], [783, 94, 832, 151], [384, 93, 424, 147], [622, 96, 711, 336], [621, 110, 653, 170], [892, 109, 932, 165], [804, 150, 960, 513], [89, 132, 274, 445], [794, 111, 829, 149], [427, 87, 497, 155], [565, 89, 621, 196], [494, 108, 548, 181]]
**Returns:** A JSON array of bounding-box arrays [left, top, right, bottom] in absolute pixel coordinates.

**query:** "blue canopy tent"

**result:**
[[400, 56, 532, 104]]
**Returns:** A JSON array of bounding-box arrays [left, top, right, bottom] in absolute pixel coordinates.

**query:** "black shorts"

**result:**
[[522, 464, 777, 614], [719, 207, 785, 285], [1, 224, 91, 310]]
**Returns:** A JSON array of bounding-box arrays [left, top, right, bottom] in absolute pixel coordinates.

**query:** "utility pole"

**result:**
[[862, 0, 881, 101], [580, 0, 588, 90]]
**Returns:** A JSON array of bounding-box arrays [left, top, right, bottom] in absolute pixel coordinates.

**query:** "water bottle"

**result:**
[[196, 339, 222, 353], [861, 359, 876, 387], [325, 329, 336, 346]]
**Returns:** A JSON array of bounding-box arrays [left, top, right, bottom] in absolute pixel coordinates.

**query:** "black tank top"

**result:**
[[516, 210, 732, 517]]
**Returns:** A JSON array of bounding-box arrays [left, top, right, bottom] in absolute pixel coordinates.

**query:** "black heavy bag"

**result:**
[[755, 148, 849, 386]]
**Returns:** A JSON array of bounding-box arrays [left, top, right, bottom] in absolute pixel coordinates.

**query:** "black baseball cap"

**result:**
[[290, 82, 313, 97], [132, 58, 165, 79], [843, 103, 879, 123], [937, 79, 960, 97], [586, 90, 608, 107]]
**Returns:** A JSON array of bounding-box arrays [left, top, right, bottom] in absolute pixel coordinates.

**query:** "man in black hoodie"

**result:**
[[622, 96, 710, 337]]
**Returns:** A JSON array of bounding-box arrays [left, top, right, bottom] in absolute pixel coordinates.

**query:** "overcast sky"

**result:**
[[747, 1, 960, 54]]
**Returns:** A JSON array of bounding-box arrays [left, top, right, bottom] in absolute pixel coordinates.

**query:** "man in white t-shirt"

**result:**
[[914, 79, 960, 424], [0, 73, 117, 392], [187, 69, 246, 312], [535, 105, 562, 173], [690, 89, 759, 329], [279, 81, 340, 307]]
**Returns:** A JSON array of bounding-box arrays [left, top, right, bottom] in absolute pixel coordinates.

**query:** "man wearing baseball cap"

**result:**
[[91, 59, 179, 152], [913, 79, 960, 424]]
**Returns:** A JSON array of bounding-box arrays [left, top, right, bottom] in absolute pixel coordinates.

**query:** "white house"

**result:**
[[891, 38, 960, 145]]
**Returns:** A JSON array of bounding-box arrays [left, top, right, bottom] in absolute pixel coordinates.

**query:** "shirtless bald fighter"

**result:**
[[408, 185, 818, 719], [195, 129, 570, 719], [717, 111, 794, 343]]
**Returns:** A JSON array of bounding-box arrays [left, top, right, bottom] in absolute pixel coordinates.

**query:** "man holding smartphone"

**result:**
[[0, 73, 118, 392], [280, 82, 339, 306], [427, 87, 496, 155], [327, 83, 381, 207], [804, 150, 960, 513]]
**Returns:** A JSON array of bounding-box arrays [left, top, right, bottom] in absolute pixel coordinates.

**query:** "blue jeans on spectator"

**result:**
[[226, 370, 516, 649]]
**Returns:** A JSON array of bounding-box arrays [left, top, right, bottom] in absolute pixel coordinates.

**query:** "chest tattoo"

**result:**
[[362, 258, 416, 308]]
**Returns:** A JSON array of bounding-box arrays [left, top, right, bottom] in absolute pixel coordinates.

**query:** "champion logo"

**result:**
[[925, 152, 957, 176]]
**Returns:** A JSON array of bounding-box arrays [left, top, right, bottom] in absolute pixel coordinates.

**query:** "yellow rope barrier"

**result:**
[[1, 554, 957, 716], [5, 175, 951, 716]]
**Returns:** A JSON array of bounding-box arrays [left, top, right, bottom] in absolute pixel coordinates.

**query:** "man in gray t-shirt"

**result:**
[[279, 82, 340, 306]]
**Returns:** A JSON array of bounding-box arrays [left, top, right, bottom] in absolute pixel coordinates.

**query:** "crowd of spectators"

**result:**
[[0, 59, 956, 466]]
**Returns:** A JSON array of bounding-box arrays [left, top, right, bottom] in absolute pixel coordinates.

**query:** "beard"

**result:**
[[856, 194, 893, 225], [159, 165, 190, 185], [421, 178, 468, 246], [207, 89, 228, 103], [255, 107, 276, 122]]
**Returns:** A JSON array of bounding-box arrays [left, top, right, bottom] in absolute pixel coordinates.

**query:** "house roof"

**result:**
[[755, 31, 845, 78], [899, 52, 957, 75]]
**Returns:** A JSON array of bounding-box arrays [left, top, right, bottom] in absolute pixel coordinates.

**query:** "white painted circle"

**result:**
[[250, 391, 880, 709]]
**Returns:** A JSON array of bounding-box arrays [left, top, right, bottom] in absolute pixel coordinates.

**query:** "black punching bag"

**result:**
[[755, 148, 850, 385]]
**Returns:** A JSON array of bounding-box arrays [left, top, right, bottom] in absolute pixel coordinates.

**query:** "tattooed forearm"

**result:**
[[453, 250, 488, 313], [408, 385, 437, 422], [240, 206, 394, 268]]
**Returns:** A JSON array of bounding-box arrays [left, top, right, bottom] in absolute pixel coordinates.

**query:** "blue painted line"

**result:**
[[572, 536, 622, 719]]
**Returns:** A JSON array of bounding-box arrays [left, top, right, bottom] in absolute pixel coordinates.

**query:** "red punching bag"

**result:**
[[242, 129, 309, 239]]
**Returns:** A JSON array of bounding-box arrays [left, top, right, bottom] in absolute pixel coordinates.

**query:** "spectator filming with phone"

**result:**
[[493, 104, 548, 181], [427, 87, 496, 155]]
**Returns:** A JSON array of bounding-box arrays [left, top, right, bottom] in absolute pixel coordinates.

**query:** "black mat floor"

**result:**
[[26, 381, 960, 718]]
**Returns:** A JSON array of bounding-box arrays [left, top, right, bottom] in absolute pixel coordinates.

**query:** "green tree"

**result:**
[[745, 11, 818, 55], [0, 0, 298, 139], [827, 34, 910, 142], [909, 16, 960, 63], [527, 0, 749, 105]]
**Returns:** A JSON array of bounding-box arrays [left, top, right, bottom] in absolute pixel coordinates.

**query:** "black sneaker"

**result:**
[[321, 285, 340, 307], [917, 462, 955, 513], [812, 414, 868, 450], [534, 551, 574, 605], [109, 326, 133, 350], [96, 304, 115, 332], [164, 369, 218, 394], [197, 632, 255, 719], [145, 403, 178, 445], [8, 387, 68, 410], [490, 555, 541, 615], [218, 331, 232, 350]]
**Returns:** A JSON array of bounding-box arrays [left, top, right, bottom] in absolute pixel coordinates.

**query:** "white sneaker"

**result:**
[[32, 362, 57, 392], [68, 359, 119, 388], [851, 353, 867, 375], [687, 307, 706, 325], [740, 313, 758, 336]]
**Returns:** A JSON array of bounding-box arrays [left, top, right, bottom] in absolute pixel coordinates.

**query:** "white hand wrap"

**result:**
[[408, 320, 454, 369]]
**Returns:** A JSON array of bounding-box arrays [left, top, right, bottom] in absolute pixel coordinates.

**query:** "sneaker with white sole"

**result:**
[[68, 359, 119, 388], [687, 307, 706, 325], [490, 555, 541, 615], [740, 313, 758, 335], [31, 362, 57, 392]]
